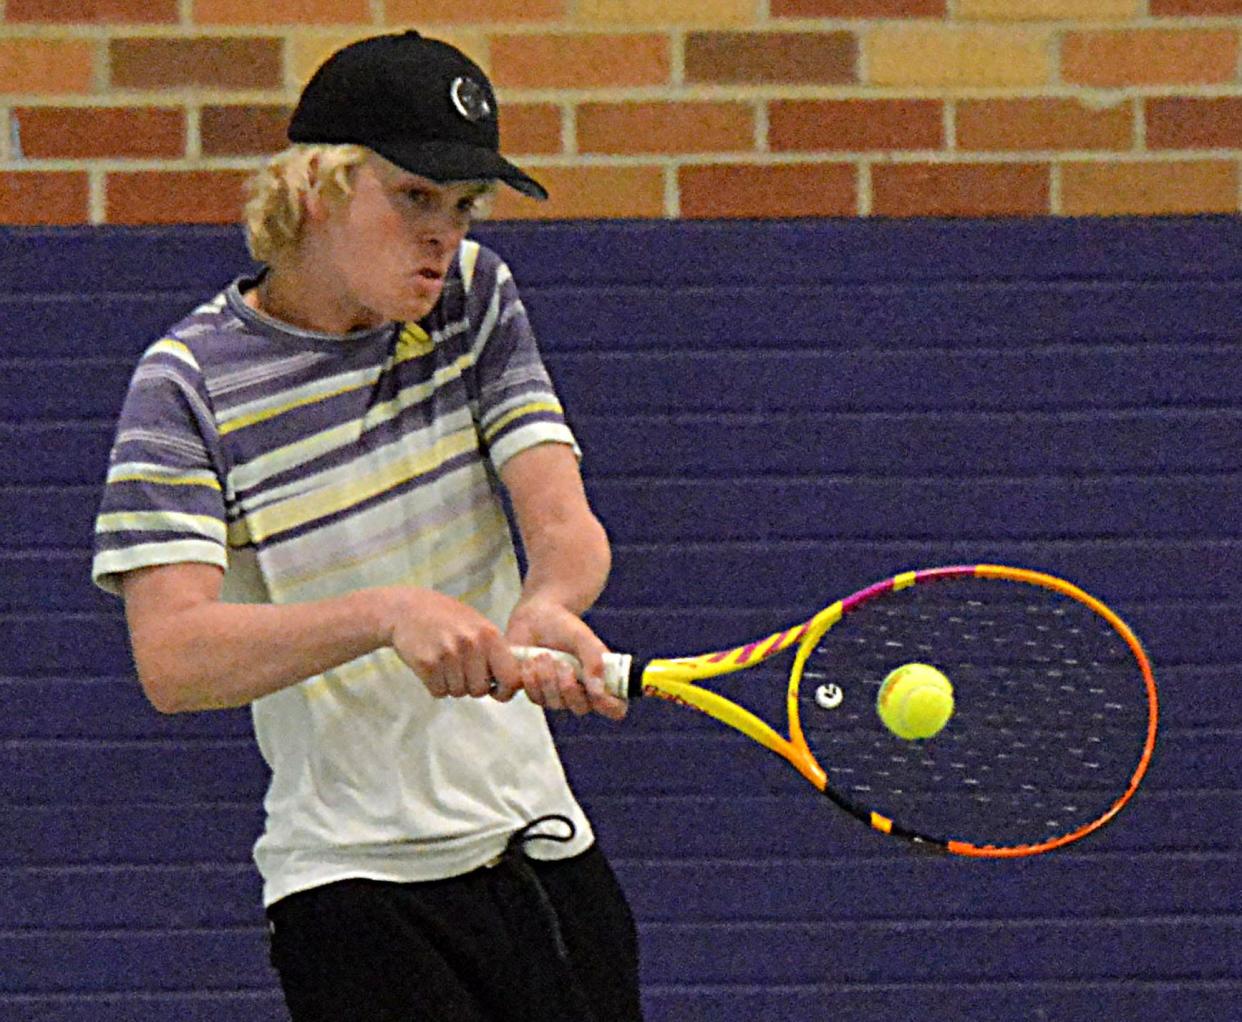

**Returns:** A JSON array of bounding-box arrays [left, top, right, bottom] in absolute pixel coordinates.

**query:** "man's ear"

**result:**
[[303, 155, 330, 223]]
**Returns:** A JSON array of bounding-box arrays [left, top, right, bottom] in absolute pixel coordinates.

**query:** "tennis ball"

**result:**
[[876, 663, 954, 741]]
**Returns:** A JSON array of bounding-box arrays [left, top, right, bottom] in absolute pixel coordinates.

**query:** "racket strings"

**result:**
[[797, 578, 1150, 849]]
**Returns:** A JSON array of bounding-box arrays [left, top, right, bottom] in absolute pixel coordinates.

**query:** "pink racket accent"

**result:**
[[700, 623, 809, 668], [841, 578, 895, 613], [736, 641, 763, 663], [839, 565, 977, 615], [758, 627, 794, 658]]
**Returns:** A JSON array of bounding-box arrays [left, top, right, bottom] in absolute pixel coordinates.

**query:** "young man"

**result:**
[[91, 31, 642, 1022]]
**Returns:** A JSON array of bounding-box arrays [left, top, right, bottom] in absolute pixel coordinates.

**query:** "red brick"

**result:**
[[1061, 160, 1237, 216], [500, 104, 563, 156], [773, 0, 946, 15], [685, 32, 857, 85], [0, 172, 89, 225], [578, 102, 754, 155], [1147, 97, 1242, 149], [957, 98, 1132, 152], [6, 0, 179, 21], [679, 162, 857, 218], [193, 0, 371, 22], [110, 38, 283, 90], [1062, 30, 1239, 87], [201, 105, 290, 156], [106, 170, 251, 225], [387, 0, 564, 20], [490, 34, 670, 89], [872, 162, 1050, 217], [770, 99, 942, 152], [13, 106, 185, 159], [1150, 1, 1242, 13], [0, 40, 95, 95], [489, 165, 665, 220]]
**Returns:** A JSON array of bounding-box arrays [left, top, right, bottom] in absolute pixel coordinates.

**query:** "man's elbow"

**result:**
[[136, 661, 198, 715], [131, 637, 211, 714], [121, 565, 226, 714], [584, 511, 611, 567]]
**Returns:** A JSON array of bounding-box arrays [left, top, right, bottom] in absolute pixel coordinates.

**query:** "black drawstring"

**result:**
[[499, 814, 577, 961], [491, 814, 596, 1022], [503, 813, 578, 856]]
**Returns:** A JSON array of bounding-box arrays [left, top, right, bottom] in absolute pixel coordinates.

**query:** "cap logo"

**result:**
[[450, 76, 492, 124]]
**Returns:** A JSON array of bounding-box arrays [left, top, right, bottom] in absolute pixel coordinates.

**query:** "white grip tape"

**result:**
[[511, 646, 633, 700]]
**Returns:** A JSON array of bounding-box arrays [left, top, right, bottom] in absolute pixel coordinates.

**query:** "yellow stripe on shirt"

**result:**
[[96, 510, 227, 543], [219, 375, 375, 437], [228, 428, 478, 546], [269, 481, 496, 597], [226, 352, 476, 496], [145, 338, 200, 370], [107, 463, 222, 491], [482, 400, 564, 444]]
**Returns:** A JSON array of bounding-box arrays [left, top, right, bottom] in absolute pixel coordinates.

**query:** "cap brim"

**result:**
[[371, 138, 548, 200]]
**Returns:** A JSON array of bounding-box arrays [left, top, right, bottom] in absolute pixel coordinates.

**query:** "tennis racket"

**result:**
[[516, 564, 1158, 858]]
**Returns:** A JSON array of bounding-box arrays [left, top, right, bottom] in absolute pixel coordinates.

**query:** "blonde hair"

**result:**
[[243, 144, 369, 264], [243, 144, 500, 264]]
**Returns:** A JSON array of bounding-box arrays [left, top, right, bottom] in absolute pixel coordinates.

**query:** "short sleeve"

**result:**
[[466, 256, 580, 471], [91, 339, 230, 596]]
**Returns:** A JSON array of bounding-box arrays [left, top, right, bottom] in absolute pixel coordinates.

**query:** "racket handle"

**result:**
[[511, 646, 635, 700]]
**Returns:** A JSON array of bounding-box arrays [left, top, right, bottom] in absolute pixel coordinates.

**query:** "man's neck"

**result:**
[[246, 265, 385, 335]]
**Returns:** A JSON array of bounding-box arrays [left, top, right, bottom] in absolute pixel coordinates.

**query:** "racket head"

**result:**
[[787, 565, 1158, 858]]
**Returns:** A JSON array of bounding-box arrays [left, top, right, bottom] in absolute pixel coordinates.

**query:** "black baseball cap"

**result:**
[[288, 31, 548, 200]]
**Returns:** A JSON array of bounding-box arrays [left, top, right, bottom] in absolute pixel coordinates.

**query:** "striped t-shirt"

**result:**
[[92, 240, 595, 905]]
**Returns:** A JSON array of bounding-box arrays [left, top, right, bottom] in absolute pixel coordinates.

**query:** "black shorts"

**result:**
[[266, 842, 643, 1022]]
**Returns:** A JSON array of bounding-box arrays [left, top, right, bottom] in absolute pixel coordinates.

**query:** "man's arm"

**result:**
[[499, 442, 625, 719], [121, 563, 522, 714]]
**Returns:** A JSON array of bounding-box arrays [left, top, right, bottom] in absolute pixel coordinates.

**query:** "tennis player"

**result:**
[[91, 31, 642, 1022]]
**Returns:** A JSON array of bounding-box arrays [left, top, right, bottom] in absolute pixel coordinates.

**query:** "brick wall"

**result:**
[[1, 1, 1240, 224]]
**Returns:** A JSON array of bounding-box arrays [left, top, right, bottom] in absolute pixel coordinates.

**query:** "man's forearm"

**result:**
[[517, 511, 611, 617], [126, 579, 392, 713]]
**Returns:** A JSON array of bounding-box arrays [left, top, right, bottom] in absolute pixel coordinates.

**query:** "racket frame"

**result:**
[[631, 564, 1159, 858]]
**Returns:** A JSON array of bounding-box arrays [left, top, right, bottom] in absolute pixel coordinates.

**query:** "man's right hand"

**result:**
[[381, 587, 523, 700]]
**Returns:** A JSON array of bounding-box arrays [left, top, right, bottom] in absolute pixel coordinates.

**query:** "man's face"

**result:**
[[318, 155, 492, 327]]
